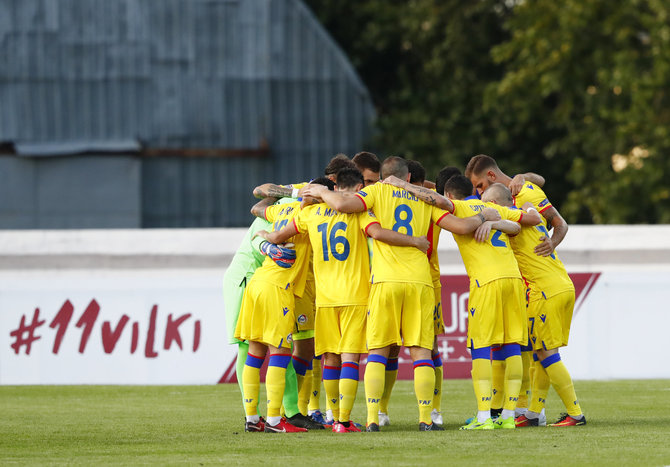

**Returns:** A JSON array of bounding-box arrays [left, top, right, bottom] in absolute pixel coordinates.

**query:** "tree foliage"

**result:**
[[304, 0, 670, 223]]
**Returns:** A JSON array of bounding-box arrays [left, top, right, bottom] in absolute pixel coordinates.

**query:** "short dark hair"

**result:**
[[310, 176, 336, 191], [435, 166, 462, 196], [324, 154, 356, 176], [407, 160, 426, 184], [464, 154, 499, 178], [336, 168, 364, 190], [444, 174, 474, 200], [381, 156, 408, 179], [352, 151, 381, 173]]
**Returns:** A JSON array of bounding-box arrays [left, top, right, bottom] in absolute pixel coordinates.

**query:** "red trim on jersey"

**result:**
[[292, 218, 300, 233], [263, 206, 269, 221], [364, 221, 381, 236], [539, 204, 552, 214], [426, 222, 435, 259], [354, 193, 368, 210], [518, 213, 524, 223], [435, 211, 450, 224]]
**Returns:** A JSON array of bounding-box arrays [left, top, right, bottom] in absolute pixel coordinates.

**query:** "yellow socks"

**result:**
[[413, 360, 435, 425], [491, 346, 505, 411], [266, 354, 291, 418], [364, 355, 387, 426], [339, 361, 360, 422], [542, 353, 582, 417], [309, 356, 322, 413], [242, 352, 264, 417], [379, 357, 398, 414], [323, 364, 341, 422], [470, 347, 492, 420], [517, 350, 532, 411]]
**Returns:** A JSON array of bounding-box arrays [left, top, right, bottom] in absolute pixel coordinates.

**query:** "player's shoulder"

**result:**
[[518, 181, 546, 196]]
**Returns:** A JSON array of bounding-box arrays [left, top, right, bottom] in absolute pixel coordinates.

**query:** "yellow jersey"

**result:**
[[451, 198, 522, 286], [295, 204, 378, 307], [508, 207, 574, 299], [252, 201, 311, 297], [355, 183, 449, 286], [513, 182, 552, 225]]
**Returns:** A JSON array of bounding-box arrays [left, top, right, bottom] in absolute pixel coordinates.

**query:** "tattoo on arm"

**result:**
[[266, 185, 292, 198]]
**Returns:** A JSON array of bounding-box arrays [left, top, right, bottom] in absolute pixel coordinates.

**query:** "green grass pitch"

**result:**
[[2, 380, 670, 465]]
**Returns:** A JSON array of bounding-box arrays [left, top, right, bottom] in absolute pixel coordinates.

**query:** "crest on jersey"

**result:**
[[297, 314, 307, 324]]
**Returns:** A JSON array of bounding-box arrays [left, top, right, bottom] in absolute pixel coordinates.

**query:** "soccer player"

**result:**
[[377, 160, 447, 427], [352, 151, 381, 187], [224, 188, 327, 430], [252, 180, 328, 422], [235, 178, 334, 433], [223, 213, 296, 428], [302, 157, 500, 431], [257, 168, 429, 432], [480, 181, 586, 427], [385, 173, 539, 430]]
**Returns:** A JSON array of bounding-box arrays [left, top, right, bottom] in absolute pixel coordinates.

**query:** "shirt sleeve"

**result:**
[[354, 185, 376, 211], [359, 210, 380, 235], [521, 183, 553, 213], [501, 205, 523, 223]]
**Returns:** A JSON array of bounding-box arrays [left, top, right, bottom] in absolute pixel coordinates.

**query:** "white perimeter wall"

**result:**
[[1, 225, 669, 384]]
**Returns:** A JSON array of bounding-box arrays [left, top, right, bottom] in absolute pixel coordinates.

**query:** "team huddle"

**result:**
[[223, 151, 586, 433]]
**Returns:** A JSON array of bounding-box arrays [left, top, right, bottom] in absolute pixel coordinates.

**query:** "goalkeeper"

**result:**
[[223, 195, 321, 430]]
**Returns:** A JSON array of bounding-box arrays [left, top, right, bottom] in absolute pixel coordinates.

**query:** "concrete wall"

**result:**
[[0, 225, 669, 384]]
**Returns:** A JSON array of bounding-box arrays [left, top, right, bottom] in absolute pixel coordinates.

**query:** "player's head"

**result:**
[[352, 151, 381, 186], [336, 168, 364, 192], [324, 154, 356, 182], [407, 160, 426, 186], [481, 183, 514, 207], [310, 176, 336, 191], [444, 174, 474, 201], [464, 154, 504, 196], [435, 166, 461, 196], [381, 156, 409, 181]]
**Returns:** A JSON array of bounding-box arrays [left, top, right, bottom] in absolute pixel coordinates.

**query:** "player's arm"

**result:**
[[518, 202, 542, 226], [250, 196, 276, 219], [254, 222, 299, 245], [474, 220, 521, 242], [301, 185, 365, 213], [382, 175, 453, 211], [423, 180, 436, 189], [366, 223, 430, 253], [254, 183, 304, 199], [509, 172, 546, 196], [436, 207, 500, 235], [535, 206, 568, 257]]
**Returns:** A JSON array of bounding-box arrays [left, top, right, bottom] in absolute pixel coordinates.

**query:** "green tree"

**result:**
[[487, 0, 670, 223], [305, 0, 670, 223]]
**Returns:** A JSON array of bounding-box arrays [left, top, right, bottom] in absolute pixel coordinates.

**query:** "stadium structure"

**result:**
[[0, 0, 375, 228]]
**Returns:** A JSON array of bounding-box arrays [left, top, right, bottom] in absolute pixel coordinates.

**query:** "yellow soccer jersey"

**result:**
[[252, 201, 311, 297], [295, 204, 377, 307], [427, 221, 441, 287], [508, 208, 574, 299], [513, 182, 553, 226], [451, 198, 522, 286], [355, 183, 449, 286]]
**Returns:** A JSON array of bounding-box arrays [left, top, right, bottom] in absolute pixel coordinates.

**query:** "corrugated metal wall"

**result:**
[[0, 0, 375, 228]]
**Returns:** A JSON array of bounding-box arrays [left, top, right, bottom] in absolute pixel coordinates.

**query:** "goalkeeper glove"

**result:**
[[260, 241, 296, 268]]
